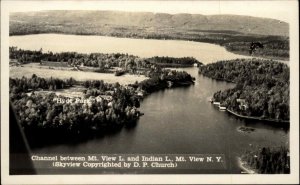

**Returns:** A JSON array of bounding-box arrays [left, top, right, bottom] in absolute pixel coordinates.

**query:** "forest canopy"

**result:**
[[241, 146, 290, 174], [199, 59, 289, 121]]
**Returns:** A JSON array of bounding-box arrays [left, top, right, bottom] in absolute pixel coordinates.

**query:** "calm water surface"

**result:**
[[9, 34, 289, 174], [30, 68, 289, 174], [10, 34, 250, 64]]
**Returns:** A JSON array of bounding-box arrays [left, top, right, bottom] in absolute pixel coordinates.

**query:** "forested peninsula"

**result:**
[[10, 47, 201, 69], [9, 48, 196, 144], [199, 59, 289, 122]]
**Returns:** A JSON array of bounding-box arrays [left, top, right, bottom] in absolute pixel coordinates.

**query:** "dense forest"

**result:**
[[9, 47, 201, 72], [9, 47, 195, 143], [222, 37, 289, 60], [10, 75, 141, 134], [241, 146, 290, 174], [148, 56, 201, 67], [10, 65, 194, 140], [199, 59, 289, 121], [10, 74, 75, 94], [9, 47, 139, 69]]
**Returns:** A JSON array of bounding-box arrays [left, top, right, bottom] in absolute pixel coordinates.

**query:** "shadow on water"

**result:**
[[224, 110, 290, 133], [23, 84, 194, 150], [24, 120, 139, 149]]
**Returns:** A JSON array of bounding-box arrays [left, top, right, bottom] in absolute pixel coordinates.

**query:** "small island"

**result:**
[[237, 126, 255, 133]]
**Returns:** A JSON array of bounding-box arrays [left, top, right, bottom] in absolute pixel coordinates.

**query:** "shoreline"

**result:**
[[9, 32, 288, 62], [226, 109, 289, 123]]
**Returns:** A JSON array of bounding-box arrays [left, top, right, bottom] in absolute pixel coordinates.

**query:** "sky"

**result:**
[[4, 0, 298, 23]]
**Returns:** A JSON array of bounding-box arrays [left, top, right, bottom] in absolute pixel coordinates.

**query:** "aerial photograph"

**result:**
[[7, 0, 292, 176]]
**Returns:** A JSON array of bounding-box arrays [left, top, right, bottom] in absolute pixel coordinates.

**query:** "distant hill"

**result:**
[[10, 10, 288, 37], [9, 10, 290, 60]]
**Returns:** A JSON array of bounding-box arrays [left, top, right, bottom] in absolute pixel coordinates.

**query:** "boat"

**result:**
[[219, 106, 227, 110]]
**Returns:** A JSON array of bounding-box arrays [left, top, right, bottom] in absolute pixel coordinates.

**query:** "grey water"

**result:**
[[31, 68, 289, 174], [10, 34, 250, 64], [9, 34, 289, 174]]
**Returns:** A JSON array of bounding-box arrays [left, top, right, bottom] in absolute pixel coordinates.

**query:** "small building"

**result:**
[[237, 98, 248, 110], [95, 96, 103, 103], [237, 99, 246, 103], [213, 102, 220, 106], [137, 90, 144, 97], [219, 106, 227, 110], [239, 104, 249, 111]]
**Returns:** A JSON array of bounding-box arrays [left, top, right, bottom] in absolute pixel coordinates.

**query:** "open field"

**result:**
[[10, 65, 148, 85]]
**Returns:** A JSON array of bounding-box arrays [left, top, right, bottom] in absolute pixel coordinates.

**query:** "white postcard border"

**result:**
[[1, 0, 299, 184]]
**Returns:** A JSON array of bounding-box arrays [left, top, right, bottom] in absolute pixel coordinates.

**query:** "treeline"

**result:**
[[82, 80, 141, 109], [83, 67, 194, 96], [10, 77, 141, 135], [10, 48, 202, 72], [241, 146, 290, 174], [199, 59, 289, 121], [148, 56, 201, 67], [9, 47, 43, 63], [11, 92, 140, 134], [10, 68, 194, 138], [136, 70, 194, 93], [9, 74, 76, 94], [9, 47, 139, 68], [224, 38, 289, 60]]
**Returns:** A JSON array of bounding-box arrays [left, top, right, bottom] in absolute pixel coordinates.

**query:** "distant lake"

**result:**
[[9, 34, 250, 64]]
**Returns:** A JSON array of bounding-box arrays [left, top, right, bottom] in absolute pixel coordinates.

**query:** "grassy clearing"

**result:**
[[10, 65, 148, 85]]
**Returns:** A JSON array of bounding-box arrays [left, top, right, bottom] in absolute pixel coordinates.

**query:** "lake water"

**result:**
[[9, 34, 289, 174], [10, 34, 250, 64], [28, 68, 289, 174]]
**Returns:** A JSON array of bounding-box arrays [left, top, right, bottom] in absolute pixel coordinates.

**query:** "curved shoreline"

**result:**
[[227, 109, 289, 123]]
